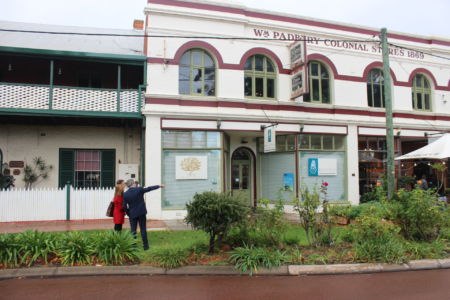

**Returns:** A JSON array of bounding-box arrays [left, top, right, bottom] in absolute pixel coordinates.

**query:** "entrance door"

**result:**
[[231, 148, 252, 206]]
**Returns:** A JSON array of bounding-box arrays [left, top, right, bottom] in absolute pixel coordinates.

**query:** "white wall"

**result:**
[[0, 124, 140, 188]]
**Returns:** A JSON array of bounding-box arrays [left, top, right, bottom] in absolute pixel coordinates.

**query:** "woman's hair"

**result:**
[[115, 179, 125, 196]]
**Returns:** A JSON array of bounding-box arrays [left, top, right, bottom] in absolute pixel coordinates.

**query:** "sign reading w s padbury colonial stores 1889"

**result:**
[[252, 28, 425, 60]]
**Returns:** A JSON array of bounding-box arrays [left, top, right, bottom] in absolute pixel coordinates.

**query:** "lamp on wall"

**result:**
[[8, 64, 12, 71], [58, 67, 62, 75]]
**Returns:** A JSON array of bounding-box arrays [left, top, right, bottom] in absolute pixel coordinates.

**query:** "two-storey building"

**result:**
[[0, 21, 146, 189], [143, 0, 450, 219]]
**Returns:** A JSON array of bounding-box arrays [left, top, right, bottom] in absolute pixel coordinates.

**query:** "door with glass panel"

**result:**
[[231, 149, 252, 206]]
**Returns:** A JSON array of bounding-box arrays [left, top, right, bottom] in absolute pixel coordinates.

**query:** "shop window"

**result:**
[[303, 61, 330, 104], [298, 135, 344, 151], [162, 131, 222, 209], [163, 131, 221, 149], [258, 134, 296, 152], [179, 49, 215, 96], [412, 74, 432, 111], [244, 55, 276, 99], [367, 69, 385, 108], [59, 149, 115, 188]]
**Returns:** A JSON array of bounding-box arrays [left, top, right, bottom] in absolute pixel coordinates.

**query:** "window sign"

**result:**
[[318, 158, 337, 176], [290, 41, 307, 69], [291, 65, 308, 99], [283, 173, 294, 191], [175, 156, 208, 180], [308, 158, 337, 176], [264, 126, 276, 153], [308, 158, 319, 176]]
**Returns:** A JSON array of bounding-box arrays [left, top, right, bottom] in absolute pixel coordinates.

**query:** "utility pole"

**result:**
[[381, 28, 395, 200]]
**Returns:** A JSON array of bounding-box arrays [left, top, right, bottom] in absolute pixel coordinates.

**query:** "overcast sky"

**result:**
[[0, 0, 449, 38]]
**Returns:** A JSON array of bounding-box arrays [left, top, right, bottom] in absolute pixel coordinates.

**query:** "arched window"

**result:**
[[367, 69, 385, 108], [179, 49, 215, 96], [412, 74, 431, 111], [304, 61, 330, 103], [244, 55, 276, 99]]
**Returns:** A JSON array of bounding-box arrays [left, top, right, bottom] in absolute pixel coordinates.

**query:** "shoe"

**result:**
[[143, 246, 149, 251]]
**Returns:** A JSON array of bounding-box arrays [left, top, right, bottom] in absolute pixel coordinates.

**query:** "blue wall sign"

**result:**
[[308, 158, 318, 176], [283, 173, 294, 191]]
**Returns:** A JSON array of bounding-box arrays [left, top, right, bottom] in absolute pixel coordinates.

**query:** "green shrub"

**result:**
[[288, 248, 303, 264], [0, 234, 20, 267], [59, 232, 94, 266], [225, 197, 287, 248], [360, 186, 386, 203], [293, 182, 334, 247], [347, 215, 407, 263], [185, 191, 249, 253], [229, 245, 288, 275], [393, 188, 449, 241], [16, 230, 59, 266], [404, 239, 448, 260], [94, 231, 139, 265], [144, 247, 190, 268], [343, 201, 394, 220]]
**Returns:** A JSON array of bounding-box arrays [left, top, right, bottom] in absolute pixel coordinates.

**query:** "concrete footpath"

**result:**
[[0, 219, 191, 234], [0, 259, 449, 280]]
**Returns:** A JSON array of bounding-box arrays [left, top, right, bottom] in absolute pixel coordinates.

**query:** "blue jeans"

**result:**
[[129, 215, 149, 249]]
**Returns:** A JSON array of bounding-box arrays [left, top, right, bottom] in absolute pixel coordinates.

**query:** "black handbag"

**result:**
[[106, 201, 114, 217]]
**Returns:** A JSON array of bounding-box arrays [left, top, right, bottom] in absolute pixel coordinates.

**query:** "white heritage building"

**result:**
[[143, 0, 450, 219]]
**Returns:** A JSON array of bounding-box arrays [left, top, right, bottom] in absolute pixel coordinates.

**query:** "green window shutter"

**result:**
[[101, 149, 115, 187], [59, 149, 74, 188]]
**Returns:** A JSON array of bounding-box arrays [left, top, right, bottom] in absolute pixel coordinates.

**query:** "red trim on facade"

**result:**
[[407, 68, 439, 89], [149, 51, 450, 90], [361, 61, 400, 85], [147, 0, 450, 47], [239, 47, 290, 74], [148, 97, 450, 121], [307, 53, 363, 82]]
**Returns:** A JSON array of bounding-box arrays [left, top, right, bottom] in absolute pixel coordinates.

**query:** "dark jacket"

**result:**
[[123, 185, 160, 219]]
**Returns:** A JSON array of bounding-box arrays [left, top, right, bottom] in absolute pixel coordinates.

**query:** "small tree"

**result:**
[[293, 181, 333, 247], [23, 157, 53, 189], [185, 191, 249, 254]]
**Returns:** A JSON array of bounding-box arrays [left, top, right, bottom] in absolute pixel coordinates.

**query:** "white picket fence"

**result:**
[[0, 186, 114, 222]]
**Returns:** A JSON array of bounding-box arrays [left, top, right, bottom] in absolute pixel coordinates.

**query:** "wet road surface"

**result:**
[[1, 269, 449, 300]]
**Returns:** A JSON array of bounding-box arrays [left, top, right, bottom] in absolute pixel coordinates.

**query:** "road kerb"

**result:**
[[407, 259, 441, 270], [438, 258, 450, 268], [166, 265, 239, 275], [288, 263, 383, 275]]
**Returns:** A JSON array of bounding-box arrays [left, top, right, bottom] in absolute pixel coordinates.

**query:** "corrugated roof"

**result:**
[[0, 21, 144, 56]]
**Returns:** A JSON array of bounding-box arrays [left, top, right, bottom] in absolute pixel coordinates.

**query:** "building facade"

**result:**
[[0, 21, 146, 189], [143, 0, 450, 219]]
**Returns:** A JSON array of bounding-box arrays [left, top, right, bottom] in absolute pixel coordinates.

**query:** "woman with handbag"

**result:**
[[113, 179, 126, 231]]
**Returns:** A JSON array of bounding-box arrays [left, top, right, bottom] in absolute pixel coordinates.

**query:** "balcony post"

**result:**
[[49, 60, 54, 110], [117, 65, 121, 112]]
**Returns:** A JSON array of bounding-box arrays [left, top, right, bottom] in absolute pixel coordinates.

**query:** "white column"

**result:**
[[347, 125, 360, 205], [145, 115, 163, 219]]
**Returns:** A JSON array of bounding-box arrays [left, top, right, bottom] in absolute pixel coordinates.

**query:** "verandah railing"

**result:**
[[0, 82, 144, 115], [0, 185, 116, 222]]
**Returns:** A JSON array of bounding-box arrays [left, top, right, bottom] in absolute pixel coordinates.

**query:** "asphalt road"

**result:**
[[1, 269, 449, 300]]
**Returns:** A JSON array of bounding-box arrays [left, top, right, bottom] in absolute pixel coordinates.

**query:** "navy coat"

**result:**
[[123, 185, 160, 219]]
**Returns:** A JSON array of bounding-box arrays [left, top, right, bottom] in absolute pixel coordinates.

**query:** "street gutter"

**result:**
[[1, 259, 449, 280]]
